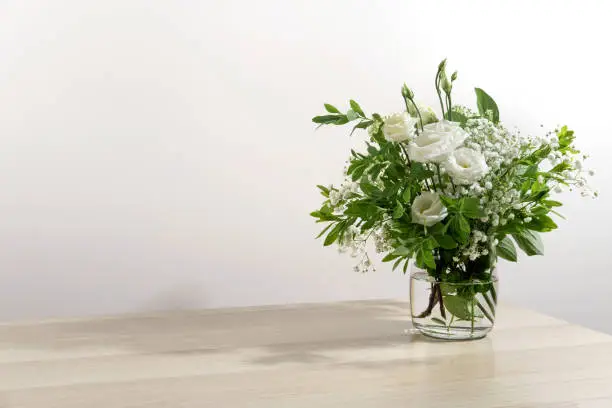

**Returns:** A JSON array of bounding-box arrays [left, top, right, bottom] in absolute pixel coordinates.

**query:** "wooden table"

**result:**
[[1, 300, 612, 407]]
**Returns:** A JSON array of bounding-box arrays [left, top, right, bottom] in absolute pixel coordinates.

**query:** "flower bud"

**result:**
[[440, 71, 452, 93], [401, 83, 414, 99], [438, 58, 447, 71], [451, 71, 458, 81]]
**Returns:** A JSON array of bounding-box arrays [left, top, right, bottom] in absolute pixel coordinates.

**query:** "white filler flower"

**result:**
[[411, 192, 448, 226], [382, 112, 418, 142], [444, 147, 489, 185], [408, 120, 467, 163]]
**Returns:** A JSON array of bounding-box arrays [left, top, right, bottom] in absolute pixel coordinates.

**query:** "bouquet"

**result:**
[[310, 60, 596, 339]]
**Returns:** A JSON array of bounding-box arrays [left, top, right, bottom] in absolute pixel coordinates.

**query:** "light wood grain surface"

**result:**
[[1, 300, 611, 407]]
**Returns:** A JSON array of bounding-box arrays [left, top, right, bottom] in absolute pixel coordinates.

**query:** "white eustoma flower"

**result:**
[[443, 147, 489, 185], [411, 192, 448, 226], [382, 112, 418, 143], [408, 120, 467, 163]]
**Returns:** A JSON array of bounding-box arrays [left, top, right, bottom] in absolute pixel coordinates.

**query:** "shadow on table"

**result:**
[[0, 299, 493, 367]]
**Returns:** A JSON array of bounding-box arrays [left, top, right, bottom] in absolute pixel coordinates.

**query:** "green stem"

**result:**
[[437, 283, 446, 319], [416, 283, 440, 318], [435, 164, 444, 192], [447, 94, 453, 121], [483, 291, 496, 317], [471, 299, 475, 334], [435, 73, 446, 119], [406, 98, 424, 131], [490, 284, 498, 304], [477, 301, 495, 325], [429, 166, 438, 191], [399, 143, 412, 168]]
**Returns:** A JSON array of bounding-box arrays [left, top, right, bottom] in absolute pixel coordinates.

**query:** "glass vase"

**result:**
[[410, 268, 498, 340]]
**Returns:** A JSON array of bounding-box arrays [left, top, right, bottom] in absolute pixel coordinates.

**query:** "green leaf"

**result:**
[[324, 103, 340, 114], [550, 209, 566, 220], [346, 109, 360, 121], [360, 182, 382, 197], [531, 206, 550, 216], [435, 235, 458, 249], [537, 145, 553, 160], [334, 116, 349, 125], [521, 180, 532, 194], [431, 317, 447, 326], [367, 163, 384, 177], [523, 164, 539, 179], [351, 164, 368, 181], [558, 126, 575, 148], [439, 195, 458, 209], [474, 88, 500, 124], [323, 222, 346, 247], [350, 120, 374, 136], [450, 215, 470, 244], [403, 259, 410, 274], [366, 144, 379, 156], [551, 161, 572, 173], [315, 223, 334, 239], [428, 222, 446, 235], [382, 253, 399, 262], [496, 236, 517, 262], [312, 114, 346, 124], [416, 248, 436, 270], [543, 200, 563, 207], [346, 160, 362, 175], [525, 214, 558, 232], [461, 197, 485, 219], [443, 295, 473, 321], [450, 110, 467, 125], [512, 229, 544, 256], [344, 201, 371, 217], [309, 210, 338, 222], [392, 257, 403, 271], [392, 246, 411, 256], [316, 185, 329, 197], [392, 201, 405, 219], [528, 187, 550, 203], [410, 162, 435, 181], [349, 100, 365, 117], [402, 188, 412, 203]]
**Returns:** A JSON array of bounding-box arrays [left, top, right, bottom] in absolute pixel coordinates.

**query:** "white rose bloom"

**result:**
[[408, 120, 467, 163], [382, 112, 418, 143], [411, 192, 448, 226], [443, 147, 489, 185]]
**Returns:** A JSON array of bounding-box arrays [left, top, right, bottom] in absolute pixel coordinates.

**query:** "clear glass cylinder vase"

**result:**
[[410, 268, 498, 340]]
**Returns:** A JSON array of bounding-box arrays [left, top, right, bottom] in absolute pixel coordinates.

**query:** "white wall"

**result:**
[[0, 0, 610, 331]]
